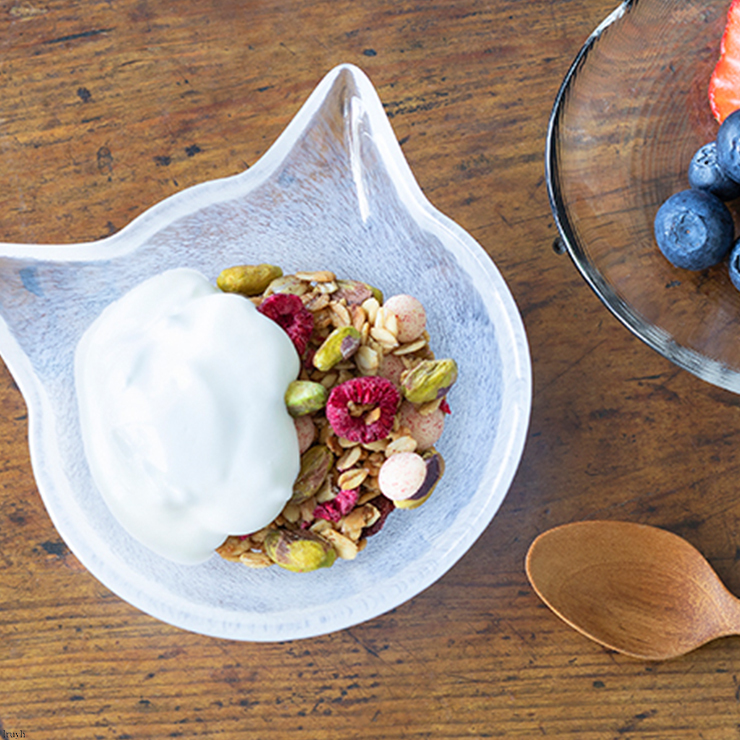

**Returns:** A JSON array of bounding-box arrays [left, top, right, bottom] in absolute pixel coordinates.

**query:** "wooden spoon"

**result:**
[[525, 520, 740, 660]]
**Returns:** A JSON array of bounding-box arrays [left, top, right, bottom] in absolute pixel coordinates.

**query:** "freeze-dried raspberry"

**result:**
[[257, 293, 314, 356], [325, 376, 400, 443], [363, 495, 395, 537], [440, 398, 451, 415], [313, 488, 359, 523]]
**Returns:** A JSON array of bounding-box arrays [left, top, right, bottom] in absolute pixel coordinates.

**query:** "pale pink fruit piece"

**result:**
[[384, 294, 426, 343], [398, 401, 445, 450]]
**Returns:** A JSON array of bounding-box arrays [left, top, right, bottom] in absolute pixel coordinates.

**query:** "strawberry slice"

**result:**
[[710, 0, 740, 123]]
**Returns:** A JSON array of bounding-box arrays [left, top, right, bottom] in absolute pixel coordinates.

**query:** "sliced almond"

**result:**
[[296, 270, 336, 282], [370, 326, 399, 350], [393, 337, 428, 356], [361, 297, 380, 324]]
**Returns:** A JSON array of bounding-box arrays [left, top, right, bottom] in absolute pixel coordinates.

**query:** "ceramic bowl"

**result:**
[[0, 64, 531, 640], [547, 0, 740, 391]]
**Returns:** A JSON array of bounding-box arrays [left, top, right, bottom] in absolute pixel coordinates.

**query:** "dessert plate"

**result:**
[[547, 0, 740, 391], [0, 64, 531, 640]]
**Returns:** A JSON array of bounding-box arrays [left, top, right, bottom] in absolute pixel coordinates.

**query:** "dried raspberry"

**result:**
[[257, 293, 314, 356], [440, 398, 451, 415], [313, 488, 359, 523], [325, 376, 400, 443], [363, 495, 395, 537]]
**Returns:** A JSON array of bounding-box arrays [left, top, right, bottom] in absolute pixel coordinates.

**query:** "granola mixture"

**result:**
[[215, 265, 457, 572]]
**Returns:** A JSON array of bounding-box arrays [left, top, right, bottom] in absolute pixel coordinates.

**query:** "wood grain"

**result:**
[[3, 0, 740, 737]]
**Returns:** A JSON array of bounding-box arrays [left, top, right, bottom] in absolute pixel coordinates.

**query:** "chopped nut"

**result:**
[[316, 280, 339, 294], [386, 435, 418, 455], [336, 446, 363, 471], [304, 292, 331, 312], [216, 536, 252, 562], [281, 501, 301, 523], [321, 528, 359, 560], [355, 345, 379, 375], [250, 527, 271, 544], [357, 489, 382, 506], [337, 467, 369, 490], [315, 477, 336, 503], [380, 309, 399, 338], [337, 436, 360, 449], [362, 438, 389, 453], [295, 270, 336, 282], [320, 372, 339, 389], [325, 434, 345, 456], [330, 302, 352, 327], [310, 518, 333, 534], [417, 398, 443, 416], [350, 304, 367, 331], [341, 503, 381, 540], [239, 551, 274, 568], [264, 274, 310, 296]]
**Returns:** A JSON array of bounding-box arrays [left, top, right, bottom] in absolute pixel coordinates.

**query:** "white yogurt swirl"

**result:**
[[75, 268, 300, 564]]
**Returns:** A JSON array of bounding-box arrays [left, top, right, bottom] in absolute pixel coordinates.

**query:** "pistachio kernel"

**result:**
[[263, 529, 337, 572], [400, 358, 458, 404], [313, 325, 362, 372], [292, 445, 333, 503], [284, 380, 328, 417], [216, 264, 283, 296]]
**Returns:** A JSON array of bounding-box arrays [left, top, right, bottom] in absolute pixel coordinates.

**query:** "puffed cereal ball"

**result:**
[[384, 294, 426, 343], [397, 401, 445, 451], [378, 452, 427, 501]]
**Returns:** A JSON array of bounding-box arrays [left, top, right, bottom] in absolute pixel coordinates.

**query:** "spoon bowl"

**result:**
[[525, 520, 740, 660]]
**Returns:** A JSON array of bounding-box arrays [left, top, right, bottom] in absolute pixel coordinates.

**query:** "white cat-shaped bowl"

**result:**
[[0, 64, 531, 640]]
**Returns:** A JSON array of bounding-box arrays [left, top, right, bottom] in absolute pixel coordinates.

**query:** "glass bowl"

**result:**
[[0, 64, 531, 640], [547, 0, 740, 391]]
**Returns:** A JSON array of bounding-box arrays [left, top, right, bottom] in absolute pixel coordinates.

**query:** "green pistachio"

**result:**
[[292, 445, 333, 503], [400, 359, 458, 404], [263, 529, 337, 572], [313, 326, 361, 372], [284, 380, 328, 417], [216, 264, 283, 296]]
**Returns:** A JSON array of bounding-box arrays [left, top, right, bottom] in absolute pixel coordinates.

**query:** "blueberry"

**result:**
[[729, 238, 740, 291], [716, 109, 740, 182], [654, 189, 734, 270], [688, 141, 740, 200]]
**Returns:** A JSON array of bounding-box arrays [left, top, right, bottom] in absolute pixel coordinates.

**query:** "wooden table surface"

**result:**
[[1, 0, 739, 737]]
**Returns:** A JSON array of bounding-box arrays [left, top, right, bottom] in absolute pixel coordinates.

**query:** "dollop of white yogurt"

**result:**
[[75, 268, 301, 564]]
